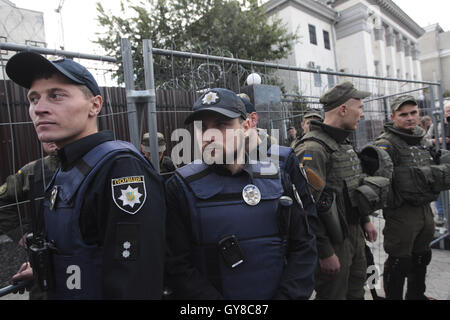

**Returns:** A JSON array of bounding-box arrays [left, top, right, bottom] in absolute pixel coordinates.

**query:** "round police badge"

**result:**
[[242, 184, 261, 206]]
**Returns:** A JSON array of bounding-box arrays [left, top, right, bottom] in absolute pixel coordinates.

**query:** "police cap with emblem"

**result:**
[[6, 51, 101, 97], [320, 81, 371, 112], [390, 95, 417, 112], [184, 88, 247, 124]]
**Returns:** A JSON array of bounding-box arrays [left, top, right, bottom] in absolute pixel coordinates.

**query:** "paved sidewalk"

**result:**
[[1, 217, 449, 300], [364, 216, 450, 300]]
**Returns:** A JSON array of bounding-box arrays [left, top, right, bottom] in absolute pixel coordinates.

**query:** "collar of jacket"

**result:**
[[384, 122, 425, 145], [310, 120, 353, 144]]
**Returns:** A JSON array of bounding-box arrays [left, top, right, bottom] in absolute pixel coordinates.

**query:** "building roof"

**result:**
[[423, 23, 444, 34], [264, 0, 338, 22], [265, 0, 424, 38], [368, 0, 424, 38]]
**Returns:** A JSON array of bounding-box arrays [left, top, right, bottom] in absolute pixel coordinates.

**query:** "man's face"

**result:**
[[200, 111, 248, 164], [140, 145, 151, 161], [288, 128, 297, 139], [342, 98, 364, 130], [391, 104, 420, 131], [301, 117, 320, 133], [445, 106, 450, 121], [27, 73, 102, 148]]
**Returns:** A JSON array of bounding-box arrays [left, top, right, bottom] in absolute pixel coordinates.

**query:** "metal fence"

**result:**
[[0, 39, 449, 297]]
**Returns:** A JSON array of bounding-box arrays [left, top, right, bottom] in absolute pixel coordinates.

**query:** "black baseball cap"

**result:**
[[184, 88, 247, 124], [6, 51, 101, 97]]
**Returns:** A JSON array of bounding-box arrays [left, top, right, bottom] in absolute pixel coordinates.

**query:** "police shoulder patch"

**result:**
[[111, 176, 147, 215]]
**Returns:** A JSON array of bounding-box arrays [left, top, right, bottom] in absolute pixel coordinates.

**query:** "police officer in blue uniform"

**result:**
[[6, 51, 165, 299], [165, 88, 317, 299]]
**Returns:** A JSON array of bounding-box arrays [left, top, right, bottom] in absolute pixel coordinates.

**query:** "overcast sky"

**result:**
[[11, 0, 450, 56]]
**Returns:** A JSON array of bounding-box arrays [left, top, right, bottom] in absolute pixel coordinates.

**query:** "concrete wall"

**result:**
[[0, 1, 45, 52], [0, 0, 45, 78]]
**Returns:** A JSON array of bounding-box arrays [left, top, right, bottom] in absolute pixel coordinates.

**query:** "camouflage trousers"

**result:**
[[315, 224, 367, 300]]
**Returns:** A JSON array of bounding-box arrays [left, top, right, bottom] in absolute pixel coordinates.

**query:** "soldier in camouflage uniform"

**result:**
[[294, 82, 389, 300], [140, 132, 177, 179], [0, 142, 59, 300], [374, 95, 447, 300], [0, 142, 59, 241]]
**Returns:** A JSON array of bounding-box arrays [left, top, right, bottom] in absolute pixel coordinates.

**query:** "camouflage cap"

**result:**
[[391, 95, 417, 112], [303, 110, 323, 121], [141, 132, 166, 153], [320, 81, 371, 112]]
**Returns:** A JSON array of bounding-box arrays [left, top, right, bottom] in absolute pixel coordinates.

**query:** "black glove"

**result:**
[[429, 148, 441, 165]]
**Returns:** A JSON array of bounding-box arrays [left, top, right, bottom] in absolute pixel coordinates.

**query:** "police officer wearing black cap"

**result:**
[[165, 88, 317, 299], [6, 51, 165, 299]]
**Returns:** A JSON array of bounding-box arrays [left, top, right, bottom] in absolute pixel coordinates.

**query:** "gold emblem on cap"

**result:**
[[202, 91, 219, 105], [242, 184, 261, 206]]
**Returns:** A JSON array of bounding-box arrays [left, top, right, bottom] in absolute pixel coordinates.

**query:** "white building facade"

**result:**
[[265, 0, 339, 98], [265, 0, 425, 111], [419, 24, 450, 95], [333, 0, 424, 95]]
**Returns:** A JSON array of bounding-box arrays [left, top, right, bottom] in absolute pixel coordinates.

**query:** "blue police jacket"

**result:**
[[43, 140, 149, 299], [175, 160, 286, 299]]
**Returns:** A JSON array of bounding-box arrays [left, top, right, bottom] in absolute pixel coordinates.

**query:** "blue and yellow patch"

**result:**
[[303, 154, 313, 161], [378, 145, 388, 150]]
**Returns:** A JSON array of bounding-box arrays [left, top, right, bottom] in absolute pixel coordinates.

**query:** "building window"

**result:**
[[326, 68, 335, 88], [323, 30, 330, 50], [309, 24, 317, 45], [25, 40, 47, 48], [0, 36, 7, 56], [374, 61, 380, 76], [314, 66, 322, 87]]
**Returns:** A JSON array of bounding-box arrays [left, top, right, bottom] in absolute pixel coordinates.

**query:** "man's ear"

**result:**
[[249, 112, 258, 128], [89, 95, 103, 117], [338, 104, 346, 117], [242, 118, 251, 132]]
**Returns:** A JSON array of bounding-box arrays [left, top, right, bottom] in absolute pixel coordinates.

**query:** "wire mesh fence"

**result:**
[[0, 40, 449, 298]]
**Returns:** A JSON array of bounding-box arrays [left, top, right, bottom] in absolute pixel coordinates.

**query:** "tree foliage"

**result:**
[[95, 0, 298, 89]]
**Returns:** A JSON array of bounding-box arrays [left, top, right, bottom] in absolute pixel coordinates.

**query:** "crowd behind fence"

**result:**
[[0, 40, 449, 295]]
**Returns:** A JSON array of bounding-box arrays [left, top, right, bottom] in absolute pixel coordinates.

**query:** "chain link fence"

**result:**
[[0, 40, 449, 298]]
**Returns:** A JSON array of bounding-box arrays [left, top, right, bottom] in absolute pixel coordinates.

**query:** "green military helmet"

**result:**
[[359, 144, 393, 179]]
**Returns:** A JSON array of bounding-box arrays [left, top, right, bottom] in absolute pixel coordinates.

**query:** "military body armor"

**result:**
[[376, 128, 438, 206]]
